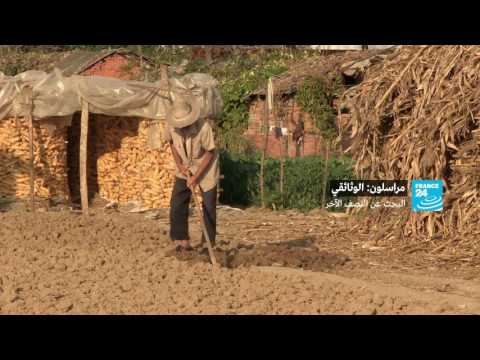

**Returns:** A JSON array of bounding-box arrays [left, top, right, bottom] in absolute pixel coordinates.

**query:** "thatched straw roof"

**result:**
[[248, 49, 393, 98]]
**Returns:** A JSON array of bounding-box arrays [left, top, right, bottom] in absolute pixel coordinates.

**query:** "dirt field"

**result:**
[[1, 202, 480, 315]]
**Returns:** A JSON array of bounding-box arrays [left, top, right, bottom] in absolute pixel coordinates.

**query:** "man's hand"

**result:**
[[186, 151, 214, 190], [169, 143, 190, 177], [187, 175, 198, 190], [178, 163, 190, 177]]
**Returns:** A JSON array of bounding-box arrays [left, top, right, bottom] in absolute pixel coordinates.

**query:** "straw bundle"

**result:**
[[339, 45, 480, 240]]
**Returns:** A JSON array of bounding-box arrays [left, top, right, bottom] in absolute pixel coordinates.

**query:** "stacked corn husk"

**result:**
[[0, 117, 69, 200], [95, 116, 175, 209], [339, 45, 480, 241]]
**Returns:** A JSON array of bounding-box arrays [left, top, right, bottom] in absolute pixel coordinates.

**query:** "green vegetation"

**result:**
[[295, 76, 343, 140], [220, 152, 355, 211], [206, 51, 301, 152], [0, 45, 356, 212]]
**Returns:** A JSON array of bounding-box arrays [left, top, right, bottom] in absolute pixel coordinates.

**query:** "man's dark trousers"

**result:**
[[169, 177, 217, 245]]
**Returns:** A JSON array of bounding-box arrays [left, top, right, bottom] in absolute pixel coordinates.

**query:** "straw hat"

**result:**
[[166, 95, 201, 129]]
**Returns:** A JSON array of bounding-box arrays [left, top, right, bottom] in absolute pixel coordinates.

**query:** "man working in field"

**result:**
[[163, 94, 219, 253]]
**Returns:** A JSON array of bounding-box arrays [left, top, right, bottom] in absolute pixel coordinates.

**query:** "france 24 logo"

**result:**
[[411, 180, 443, 212]]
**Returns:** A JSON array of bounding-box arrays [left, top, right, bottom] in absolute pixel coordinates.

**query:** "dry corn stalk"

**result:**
[[339, 45, 480, 242]]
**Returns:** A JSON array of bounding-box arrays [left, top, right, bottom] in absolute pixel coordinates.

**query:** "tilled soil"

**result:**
[[173, 243, 350, 272], [1, 207, 480, 314]]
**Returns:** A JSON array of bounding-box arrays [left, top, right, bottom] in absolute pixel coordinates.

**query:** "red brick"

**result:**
[[81, 53, 141, 80], [245, 98, 330, 159]]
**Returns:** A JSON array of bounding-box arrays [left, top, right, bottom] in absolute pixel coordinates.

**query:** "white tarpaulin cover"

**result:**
[[0, 69, 223, 122]]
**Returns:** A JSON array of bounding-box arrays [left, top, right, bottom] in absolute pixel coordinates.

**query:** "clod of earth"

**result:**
[[172, 243, 350, 272]]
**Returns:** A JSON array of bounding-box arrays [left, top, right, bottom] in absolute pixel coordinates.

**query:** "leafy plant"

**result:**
[[295, 76, 343, 140], [219, 152, 355, 211], [209, 52, 294, 153]]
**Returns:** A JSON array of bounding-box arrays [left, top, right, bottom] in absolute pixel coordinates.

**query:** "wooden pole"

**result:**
[[80, 99, 89, 214], [259, 87, 270, 208], [137, 45, 146, 81], [205, 45, 213, 65], [28, 109, 35, 212], [321, 140, 330, 208], [160, 64, 171, 102], [189, 179, 217, 266], [280, 106, 286, 208], [280, 147, 284, 207]]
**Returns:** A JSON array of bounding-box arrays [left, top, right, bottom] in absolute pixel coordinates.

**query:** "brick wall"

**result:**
[[81, 53, 141, 80], [245, 98, 329, 158]]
